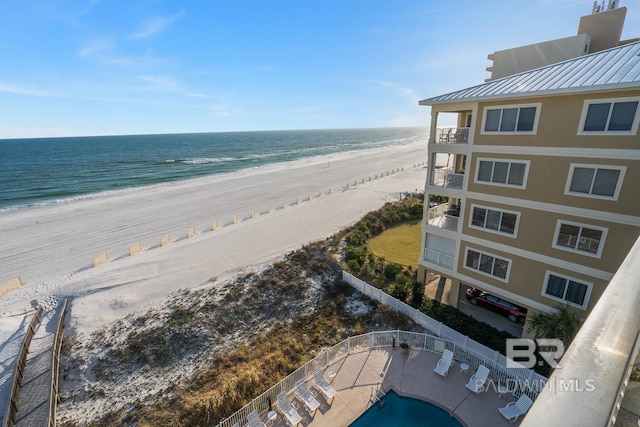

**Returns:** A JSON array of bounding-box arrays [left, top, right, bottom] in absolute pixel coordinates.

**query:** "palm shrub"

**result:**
[[526, 304, 583, 348], [390, 283, 408, 301], [383, 262, 403, 279], [411, 281, 424, 307]]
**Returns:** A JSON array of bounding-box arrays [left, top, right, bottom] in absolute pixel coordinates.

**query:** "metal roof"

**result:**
[[419, 41, 640, 105]]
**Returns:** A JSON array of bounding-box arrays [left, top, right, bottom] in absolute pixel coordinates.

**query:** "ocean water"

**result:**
[[0, 127, 426, 211]]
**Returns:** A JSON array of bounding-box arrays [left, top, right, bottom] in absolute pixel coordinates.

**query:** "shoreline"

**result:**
[[0, 143, 427, 418], [0, 142, 423, 214]]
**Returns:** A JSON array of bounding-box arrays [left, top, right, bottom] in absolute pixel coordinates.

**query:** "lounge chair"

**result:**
[[465, 364, 490, 394], [312, 369, 337, 399], [498, 394, 533, 423], [295, 379, 320, 412], [277, 391, 302, 426], [247, 410, 266, 427], [433, 349, 454, 377], [439, 128, 452, 142]]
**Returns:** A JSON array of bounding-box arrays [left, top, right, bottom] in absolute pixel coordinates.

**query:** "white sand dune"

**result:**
[[0, 143, 427, 416]]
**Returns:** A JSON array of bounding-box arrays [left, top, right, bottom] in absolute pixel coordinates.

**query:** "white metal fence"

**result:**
[[341, 272, 547, 397], [215, 273, 546, 427]]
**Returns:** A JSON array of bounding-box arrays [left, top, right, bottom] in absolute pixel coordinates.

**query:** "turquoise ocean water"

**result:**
[[0, 127, 426, 211]]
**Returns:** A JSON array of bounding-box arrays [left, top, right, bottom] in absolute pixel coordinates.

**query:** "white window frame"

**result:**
[[480, 103, 541, 135], [469, 204, 520, 238], [542, 271, 593, 310], [577, 97, 640, 135], [474, 157, 530, 188], [564, 163, 626, 201], [552, 220, 608, 258], [464, 247, 511, 282]]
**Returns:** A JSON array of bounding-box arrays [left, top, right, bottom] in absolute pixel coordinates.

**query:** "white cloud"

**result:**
[[131, 12, 184, 40], [137, 74, 182, 92], [0, 83, 52, 97], [78, 39, 113, 57], [207, 103, 245, 117]]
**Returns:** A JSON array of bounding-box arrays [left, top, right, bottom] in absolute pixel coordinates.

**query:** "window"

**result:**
[[554, 221, 607, 257], [471, 205, 519, 236], [476, 159, 529, 187], [482, 104, 540, 134], [579, 98, 640, 134], [543, 272, 592, 309], [565, 164, 626, 200], [465, 249, 510, 281]]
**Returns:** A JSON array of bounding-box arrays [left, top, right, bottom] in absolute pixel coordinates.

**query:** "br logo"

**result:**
[[506, 338, 565, 369]]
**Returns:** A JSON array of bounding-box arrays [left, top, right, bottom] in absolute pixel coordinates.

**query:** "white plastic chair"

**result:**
[[498, 394, 533, 423], [433, 349, 454, 377], [277, 391, 302, 426], [295, 379, 320, 412], [465, 364, 490, 394], [312, 369, 337, 399], [247, 410, 266, 427]]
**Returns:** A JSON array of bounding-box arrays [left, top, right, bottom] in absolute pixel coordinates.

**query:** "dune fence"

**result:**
[[0, 276, 24, 298], [129, 242, 143, 256], [92, 252, 109, 268], [76, 161, 422, 272]]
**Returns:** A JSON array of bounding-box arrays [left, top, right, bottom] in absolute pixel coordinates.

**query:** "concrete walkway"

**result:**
[[13, 303, 65, 427], [262, 347, 522, 426]]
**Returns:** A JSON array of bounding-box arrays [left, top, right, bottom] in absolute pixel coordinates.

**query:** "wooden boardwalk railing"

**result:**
[[2, 306, 43, 427], [48, 299, 67, 427]]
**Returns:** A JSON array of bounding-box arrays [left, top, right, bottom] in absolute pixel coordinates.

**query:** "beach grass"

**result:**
[[366, 221, 421, 267]]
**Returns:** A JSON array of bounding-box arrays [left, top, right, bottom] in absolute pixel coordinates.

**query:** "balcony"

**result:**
[[431, 169, 464, 190], [436, 127, 470, 144], [423, 248, 455, 270], [423, 234, 456, 270], [427, 202, 460, 232]]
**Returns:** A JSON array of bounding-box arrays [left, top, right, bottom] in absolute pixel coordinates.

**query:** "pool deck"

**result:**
[[263, 348, 522, 427]]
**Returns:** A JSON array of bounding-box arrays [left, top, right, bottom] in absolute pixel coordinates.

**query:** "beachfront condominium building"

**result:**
[[416, 40, 640, 336], [485, 3, 637, 81]]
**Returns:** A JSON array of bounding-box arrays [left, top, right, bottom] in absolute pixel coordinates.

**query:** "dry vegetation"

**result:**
[[58, 207, 425, 426]]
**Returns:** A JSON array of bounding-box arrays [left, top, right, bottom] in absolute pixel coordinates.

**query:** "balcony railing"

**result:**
[[436, 127, 470, 144], [424, 248, 455, 270], [432, 169, 464, 190], [427, 203, 460, 232]]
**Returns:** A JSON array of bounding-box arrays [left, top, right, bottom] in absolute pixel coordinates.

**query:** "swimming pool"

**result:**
[[349, 390, 462, 427]]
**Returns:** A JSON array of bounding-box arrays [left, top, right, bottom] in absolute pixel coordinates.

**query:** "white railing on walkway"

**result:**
[[216, 274, 546, 427]]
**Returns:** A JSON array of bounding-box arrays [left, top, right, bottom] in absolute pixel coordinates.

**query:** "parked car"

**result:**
[[465, 288, 527, 323]]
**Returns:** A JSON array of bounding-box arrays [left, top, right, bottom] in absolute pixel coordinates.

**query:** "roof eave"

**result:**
[[418, 81, 640, 106]]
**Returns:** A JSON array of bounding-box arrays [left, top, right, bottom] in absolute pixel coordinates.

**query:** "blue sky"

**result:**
[[0, 0, 638, 139]]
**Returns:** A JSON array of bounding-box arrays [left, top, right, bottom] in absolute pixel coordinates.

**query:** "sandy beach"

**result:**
[[0, 142, 427, 416]]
